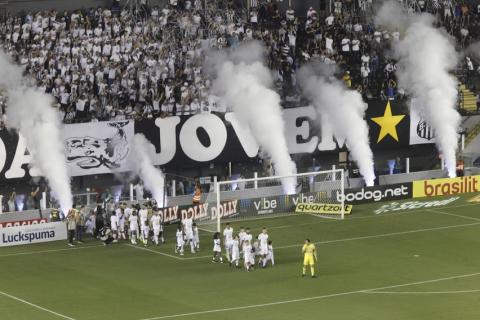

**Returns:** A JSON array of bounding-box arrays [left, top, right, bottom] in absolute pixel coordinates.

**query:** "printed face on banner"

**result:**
[[64, 121, 133, 176]]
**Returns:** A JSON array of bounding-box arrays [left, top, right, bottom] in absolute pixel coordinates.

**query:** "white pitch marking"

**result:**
[[137, 272, 480, 319], [0, 290, 77, 320], [197, 227, 215, 233], [363, 289, 480, 295], [0, 244, 104, 258], [125, 244, 183, 260], [235, 202, 480, 233], [175, 221, 480, 260], [277, 221, 480, 249], [427, 209, 480, 222]]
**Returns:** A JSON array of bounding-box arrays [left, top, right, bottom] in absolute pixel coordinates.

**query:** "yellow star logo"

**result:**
[[371, 101, 405, 143]]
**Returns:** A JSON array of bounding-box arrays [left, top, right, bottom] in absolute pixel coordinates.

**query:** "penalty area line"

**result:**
[[0, 290, 77, 320], [363, 289, 480, 295], [137, 272, 480, 319], [179, 221, 480, 260]]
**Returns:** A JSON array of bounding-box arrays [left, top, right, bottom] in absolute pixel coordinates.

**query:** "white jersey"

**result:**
[[110, 214, 118, 230], [231, 239, 240, 261], [129, 215, 138, 231], [116, 208, 125, 222], [124, 207, 132, 220], [253, 241, 260, 256], [151, 215, 161, 230], [267, 244, 274, 264], [243, 243, 253, 263], [244, 233, 253, 243], [176, 230, 184, 246], [139, 209, 148, 226], [258, 233, 269, 255], [238, 231, 247, 243], [193, 226, 199, 243], [183, 218, 193, 239], [223, 227, 233, 243], [116, 209, 126, 231], [213, 238, 221, 252]]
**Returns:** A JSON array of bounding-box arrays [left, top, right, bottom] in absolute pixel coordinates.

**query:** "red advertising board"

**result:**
[[0, 218, 47, 228]]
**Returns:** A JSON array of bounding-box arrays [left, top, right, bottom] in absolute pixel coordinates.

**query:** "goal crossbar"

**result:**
[[214, 169, 345, 231]]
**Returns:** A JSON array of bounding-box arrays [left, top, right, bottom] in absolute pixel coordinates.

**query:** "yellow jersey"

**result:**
[[302, 243, 316, 257], [302, 243, 316, 266]]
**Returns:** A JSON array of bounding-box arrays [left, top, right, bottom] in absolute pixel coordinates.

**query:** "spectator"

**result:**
[[76, 205, 86, 243], [7, 189, 16, 212], [66, 209, 77, 247]]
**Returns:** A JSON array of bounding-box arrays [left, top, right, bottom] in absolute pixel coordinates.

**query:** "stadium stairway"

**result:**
[[462, 116, 480, 156], [459, 83, 478, 114]]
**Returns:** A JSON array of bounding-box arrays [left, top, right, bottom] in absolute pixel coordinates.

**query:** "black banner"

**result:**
[[366, 100, 410, 149], [337, 183, 413, 204], [0, 100, 414, 182]]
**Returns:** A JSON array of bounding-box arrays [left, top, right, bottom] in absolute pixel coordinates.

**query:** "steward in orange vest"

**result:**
[[192, 185, 202, 205]]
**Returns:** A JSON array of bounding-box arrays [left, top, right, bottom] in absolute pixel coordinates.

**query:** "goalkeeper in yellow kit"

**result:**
[[302, 239, 317, 278]]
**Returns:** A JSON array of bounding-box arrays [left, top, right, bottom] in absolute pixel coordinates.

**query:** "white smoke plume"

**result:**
[[130, 134, 166, 207], [208, 41, 297, 193], [298, 63, 376, 186], [376, 1, 460, 177], [466, 42, 480, 63], [0, 52, 72, 212]]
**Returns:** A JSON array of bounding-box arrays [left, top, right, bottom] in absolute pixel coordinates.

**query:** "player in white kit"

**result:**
[[242, 240, 253, 271], [231, 235, 240, 268], [138, 206, 148, 242], [258, 228, 269, 268], [150, 211, 161, 245], [123, 205, 132, 239], [182, 216, 195, 254], [175, 225, 185, 255], [223, 223, 234, 262], [238, 227, 246, 253], [129, 211, 139, 244], [212, 232, 223, 263], [266, 240, 274, 266], [192, 222, 200, 251], [116, 205, 126, 240], [141, 218, 150, 247], [110, 213, 119, 242]]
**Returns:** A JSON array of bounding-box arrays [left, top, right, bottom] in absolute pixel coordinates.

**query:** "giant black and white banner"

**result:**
[[0, 120, 133, 181], [409, 99, 436, 145], [63, 120, 133, 176], [0, 100, 437, 182]]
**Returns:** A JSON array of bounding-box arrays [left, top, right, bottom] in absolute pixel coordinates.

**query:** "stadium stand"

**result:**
[[0, 0, 478, 127]]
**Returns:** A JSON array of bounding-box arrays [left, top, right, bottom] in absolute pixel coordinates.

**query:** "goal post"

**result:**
[[201, 169, 345, 232]]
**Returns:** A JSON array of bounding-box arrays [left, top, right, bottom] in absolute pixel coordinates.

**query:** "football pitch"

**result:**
[[1, 194, 480, 320]]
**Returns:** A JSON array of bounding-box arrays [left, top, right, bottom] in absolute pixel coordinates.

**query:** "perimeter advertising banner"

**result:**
[[160, 191, 329, 224], [412, 176, 480, 198], [0, 221, 67, 247], [0, 218, 47, 228], [337, 183, 413, 204], [295, 203, 353, 215]]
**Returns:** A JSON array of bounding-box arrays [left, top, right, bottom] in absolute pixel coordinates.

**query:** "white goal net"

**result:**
[[198, 169, 345, 232]]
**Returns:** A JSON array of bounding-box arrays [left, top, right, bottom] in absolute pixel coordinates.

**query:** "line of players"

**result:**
[[212, 223, 274, 271], [107, 203, 166, 246], [105, 202, 274, 273]]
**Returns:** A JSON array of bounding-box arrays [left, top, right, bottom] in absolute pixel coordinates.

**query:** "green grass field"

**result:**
[[1, 194, 480, 320]]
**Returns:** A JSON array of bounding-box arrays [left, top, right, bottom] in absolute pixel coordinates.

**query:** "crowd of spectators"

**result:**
[[0, 0, 478, 125]]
